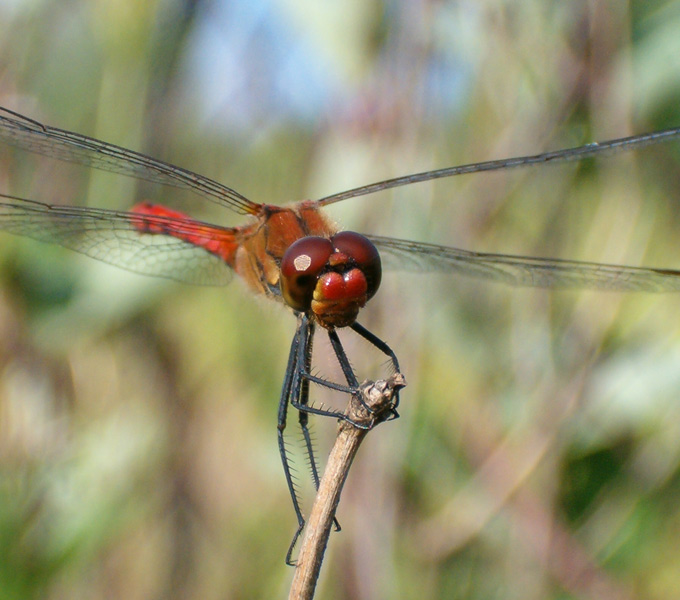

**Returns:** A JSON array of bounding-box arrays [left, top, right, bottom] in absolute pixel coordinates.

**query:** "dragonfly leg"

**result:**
[[295, 318, 342, 535], [350, 322, 401, 419], [278, 318, 308, 566], [281, 317, 403, 563], [280, 315, 342, 565], [290, 322, 401, 428], [290, 373, 375, 429]]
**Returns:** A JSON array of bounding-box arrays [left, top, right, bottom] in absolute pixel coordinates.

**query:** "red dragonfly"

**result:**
[[2, 107, 680, 561]]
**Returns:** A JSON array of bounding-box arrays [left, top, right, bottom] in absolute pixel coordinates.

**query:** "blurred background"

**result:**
[[2, 1, 680, 598]]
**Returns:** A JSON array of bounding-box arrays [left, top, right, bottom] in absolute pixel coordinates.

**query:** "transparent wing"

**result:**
[[0, 107, 259, 215], [369, 235, 680, 292], [318, 127, 680, 205], [0, 194, 235, 286]]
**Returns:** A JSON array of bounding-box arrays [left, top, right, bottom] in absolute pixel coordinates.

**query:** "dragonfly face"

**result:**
[[279, 231, 382, 328]]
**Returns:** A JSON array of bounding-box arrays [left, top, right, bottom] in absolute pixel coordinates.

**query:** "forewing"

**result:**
[[0, 107, 257, 215], [369, 235, 680, 292]]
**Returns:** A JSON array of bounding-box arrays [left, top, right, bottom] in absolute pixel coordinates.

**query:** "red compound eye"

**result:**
[[280, 236, 333, 311], [331, 231, 382, 300]]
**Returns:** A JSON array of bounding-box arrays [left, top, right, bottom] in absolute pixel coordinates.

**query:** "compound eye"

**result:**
[[331, 231, 382, 300], [280, 236, 333, 311]]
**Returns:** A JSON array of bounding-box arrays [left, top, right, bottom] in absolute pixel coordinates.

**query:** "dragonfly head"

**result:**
[[279, 232, 382, 328]]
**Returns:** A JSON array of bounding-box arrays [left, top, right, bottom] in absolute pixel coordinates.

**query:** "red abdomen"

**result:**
[[131, 202, 240, 266]]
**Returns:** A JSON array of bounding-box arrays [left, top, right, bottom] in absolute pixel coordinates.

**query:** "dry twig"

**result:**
[[288, 373, 406, 600]]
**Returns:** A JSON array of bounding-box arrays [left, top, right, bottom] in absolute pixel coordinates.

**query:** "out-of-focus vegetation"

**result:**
[[1, 1, 680, 598]]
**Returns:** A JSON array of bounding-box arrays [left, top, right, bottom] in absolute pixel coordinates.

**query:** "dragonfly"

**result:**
[[2, 107, 680, 563]]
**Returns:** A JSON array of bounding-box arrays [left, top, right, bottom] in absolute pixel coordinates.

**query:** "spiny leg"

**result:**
[[294, 319, 341, 536], [282, 319, 403, 563], [290, 324, 400, 427], [350, 322, 400, 374], [280, 316, 342, 564], [298, 319, 318, 490], [326, 327, 387, 422], [278, 317, 307, 565], [350, 322, 402, 418], [327, 328, 359, 388]]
